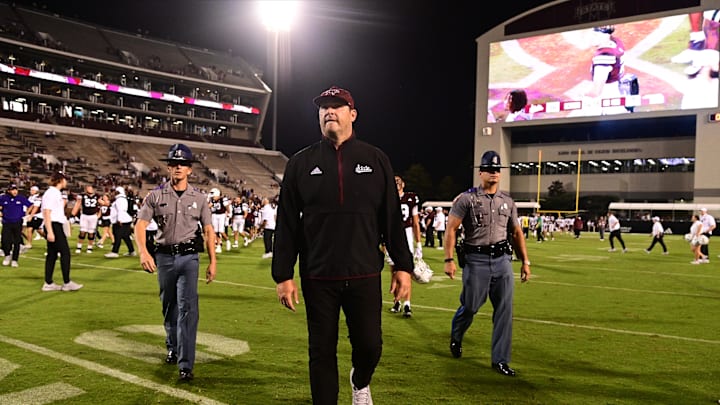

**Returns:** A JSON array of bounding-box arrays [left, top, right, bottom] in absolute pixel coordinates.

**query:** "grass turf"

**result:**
[[0, 228, 717, 404]]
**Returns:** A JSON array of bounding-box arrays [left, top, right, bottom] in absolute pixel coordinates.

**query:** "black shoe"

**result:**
[[449, 338, 462, 358], [402, 304, 412, 318], [179, 368, 194, 381], [390, 301, 401, 313], [165, 350, 177, 364], [492, 362, 516, 377]]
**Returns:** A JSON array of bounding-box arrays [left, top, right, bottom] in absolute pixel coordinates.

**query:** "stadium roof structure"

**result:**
[[422, 201, 540, 210]]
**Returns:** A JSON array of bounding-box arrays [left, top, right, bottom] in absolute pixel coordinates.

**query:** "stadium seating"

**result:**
[[0, 2, 282, 201]]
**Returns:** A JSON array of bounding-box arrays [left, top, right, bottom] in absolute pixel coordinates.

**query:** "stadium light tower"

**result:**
[[258, 1, 298, 151]]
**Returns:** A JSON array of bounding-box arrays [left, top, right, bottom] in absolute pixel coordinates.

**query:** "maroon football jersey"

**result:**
[[398, 192, 419, 229], [592, 36, 625, 83]]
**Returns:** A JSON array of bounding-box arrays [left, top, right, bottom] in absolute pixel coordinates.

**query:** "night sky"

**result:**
[[11, 0, 553, 185]]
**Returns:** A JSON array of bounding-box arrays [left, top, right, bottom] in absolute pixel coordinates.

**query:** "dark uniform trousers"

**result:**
[[156, 252, 200, 373], [45, 222, 71, 284], [1, 221, 23, 260], [301, 275, 382, 405], [111, 222, 135, 254], [451, 252, 514, 364], [701, 233, 711, 257], [425, 225, 435, 247]]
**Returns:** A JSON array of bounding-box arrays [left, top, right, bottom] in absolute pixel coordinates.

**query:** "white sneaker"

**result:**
[[663, 251, 669, 255], [86, 248, 93, 254], [622, 249, 628, 253], [608, 249, 616, 252], [96, 243, 104, 249], [19, 244, 30, 253], [262, 252, 273, 259], [104, 252, 119, 258], [75, 248, 82, 254], [123, 251, 137, 257], [243, 238, 249, 247], [350, 368, 373, 405], [2, 256, 10, 266], [11, 261, 18, 268], [61, 281, 83, 291], [690, 260, 700, 264], [700, 258, 710, 264], [215, 245, 222, 253], [33, 234, 42, 240], [226, 240, 231, 251], [42, 282, 62, 291], [232, 243, 239, 248], [644, 250, 650, 254]]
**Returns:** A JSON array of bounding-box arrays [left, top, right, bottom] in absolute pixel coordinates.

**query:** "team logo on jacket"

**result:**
[[355, 164, 373, 174], [310, 166, 323, 175]]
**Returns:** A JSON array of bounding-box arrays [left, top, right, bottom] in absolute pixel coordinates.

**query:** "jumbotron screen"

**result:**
[[487, 10, 719, 123]]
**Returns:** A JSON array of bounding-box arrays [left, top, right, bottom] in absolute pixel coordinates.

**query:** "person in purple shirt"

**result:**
[[0, 184, 31, 267]]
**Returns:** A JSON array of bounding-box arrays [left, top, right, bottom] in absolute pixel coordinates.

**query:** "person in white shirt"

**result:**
[[41, 172, 82, 291], [644, 216, 668, 255], [689, 214, 704, 264], [698, 207, 716, 263], [259, 197, 276, 259], [607, 211, 627, 252], [104, 186, 135, 258], [504, 89, 533, 122], [433, 207, 446, 249], [23, 185, 43, 247]]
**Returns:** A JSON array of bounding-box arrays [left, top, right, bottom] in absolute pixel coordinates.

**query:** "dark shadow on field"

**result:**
[[156, 356, 313, 404]]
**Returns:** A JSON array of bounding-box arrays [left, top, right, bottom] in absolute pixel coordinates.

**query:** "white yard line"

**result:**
[[0, 334, 228, 405]]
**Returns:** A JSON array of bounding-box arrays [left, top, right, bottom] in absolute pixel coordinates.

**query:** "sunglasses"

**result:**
[[168, 162, 192, 167]]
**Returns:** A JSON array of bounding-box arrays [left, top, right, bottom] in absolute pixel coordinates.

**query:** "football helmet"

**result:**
[[412, 257, 434, 284]]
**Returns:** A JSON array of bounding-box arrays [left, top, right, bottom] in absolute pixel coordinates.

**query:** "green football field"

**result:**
[[0, 228, 717, 404]]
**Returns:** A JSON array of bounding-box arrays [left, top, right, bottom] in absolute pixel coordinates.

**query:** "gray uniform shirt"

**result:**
[[449, 189, 519, 246], [137, 183, 211, 245]]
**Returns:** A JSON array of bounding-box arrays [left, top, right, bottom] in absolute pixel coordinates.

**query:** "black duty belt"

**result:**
[[156, 240, 198, 256], [463, 240, 511, 258]]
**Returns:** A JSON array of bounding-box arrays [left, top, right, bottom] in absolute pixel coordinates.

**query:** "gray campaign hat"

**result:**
[[475, 150, 507, 170], [161, 143, 199, 163]]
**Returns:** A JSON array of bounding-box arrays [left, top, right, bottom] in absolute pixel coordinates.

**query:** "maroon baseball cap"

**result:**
[[313, 86, 355, 109]]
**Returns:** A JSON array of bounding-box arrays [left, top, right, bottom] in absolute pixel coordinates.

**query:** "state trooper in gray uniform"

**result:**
[[443, 150, 531, 377], [134, 143, 217, 382]]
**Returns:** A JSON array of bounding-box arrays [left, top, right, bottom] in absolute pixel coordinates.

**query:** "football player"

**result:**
[[70, 184, 101, 254], [208, 188, 231, 252], [388, 175, 423, 317], [584, 25, 630, 116], [230, 196, 249, 248]]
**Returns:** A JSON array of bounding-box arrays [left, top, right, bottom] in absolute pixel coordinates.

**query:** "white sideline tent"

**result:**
[[608, 202, 720, 221]]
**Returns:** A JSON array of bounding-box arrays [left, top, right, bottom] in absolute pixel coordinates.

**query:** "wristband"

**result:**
[[444, 258, 454, 263], [523, 261, 531, 266]]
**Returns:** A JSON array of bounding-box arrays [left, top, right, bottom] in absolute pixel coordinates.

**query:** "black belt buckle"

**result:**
[[169, 244, 182, 255]]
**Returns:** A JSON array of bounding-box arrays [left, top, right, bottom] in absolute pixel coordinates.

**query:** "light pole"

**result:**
[[258, 1, 298, 151]]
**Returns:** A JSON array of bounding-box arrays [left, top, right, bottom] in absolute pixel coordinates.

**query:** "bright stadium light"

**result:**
[[258, 1, 298, 32], [258, 1, 298, 151]]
